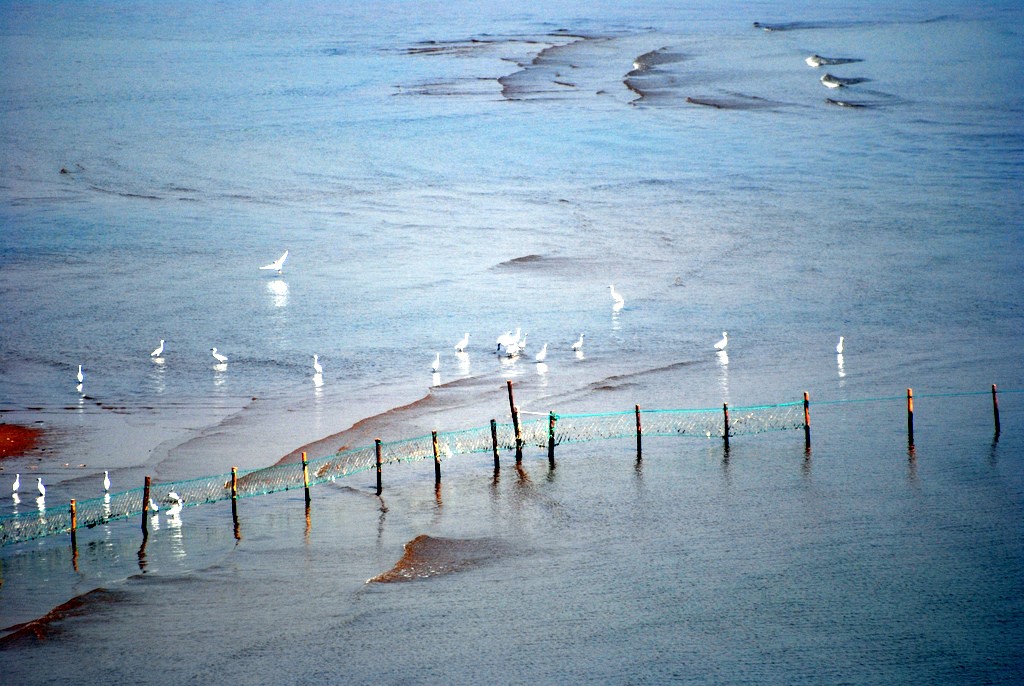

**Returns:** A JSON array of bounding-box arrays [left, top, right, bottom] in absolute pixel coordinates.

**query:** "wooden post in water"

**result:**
[[992, 384, 1001, 438], [375, 439, 383, 495], [69, 499, 77, 550], [803, 391, 811, 451], [301, 451, 311, 505], [722, 403, 730, 449], [231, 466, 239, 530], [141, 476, 151, 534], [547, 411, 557, 466], [432, 431, 442, 485], [906, 389, 915, 450], [507, 381, 522, 462], [635, 404, 643, 462], [490, 419, 500, 470]]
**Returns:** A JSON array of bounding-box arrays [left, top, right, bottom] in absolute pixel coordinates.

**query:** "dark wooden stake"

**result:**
[[490, 419, 500, 470], [231, 466, 239, 535], [507, 381, 522, 461], [432, 430, 442, 485], [141, 475, 151, 534], [803, 391, 811, 451], [301, 451, 311, 505], [635, 404, 643, 461], [375, 439, 383, 495], [69, 499, 77, 551], [907, 388, 915, 449], [547, 411, 556, 466], [723, 403, 730, 449], [992, 384, 1001, 438]]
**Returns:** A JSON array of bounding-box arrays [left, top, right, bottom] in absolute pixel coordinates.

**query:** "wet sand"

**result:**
[[0, 424, 42, 459]]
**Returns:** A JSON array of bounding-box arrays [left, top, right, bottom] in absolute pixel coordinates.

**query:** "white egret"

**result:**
[[260, 250, 289, 274], [151, 339, 165, 357], [454, 333, 469, 353], [77, 365, 84, 384], [12, 473, 20, 493], [714, 332, 728, 351], [313, 354, 323, 375], [609, 285, 625, 308], [211, 347, 228, 363], [36, 477, 45, 497], [431, 352, 440, 373], [148, 497, 159, 513], [166, 492, 182, 517], [103, 470, 110, 492], [836, 336, 845, 354], [571, 333, 585, 351], [535, 343, 548, 363]]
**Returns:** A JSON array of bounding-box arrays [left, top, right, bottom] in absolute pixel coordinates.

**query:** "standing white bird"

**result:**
[[151, 339, 165, 357], [454, 333, 469, 353], [36, 477, 45, 497], [535, 343, 548, 363], [76, 365, 84, 384], [103, 470, 111, 492], [431, 352, 440, 373], [496, 328, 521, 352], [148, 497, 159, 513], [505, 335, 528, 358], [211, 347, 228, 364], [571, 333, 585, 351], [313, 354, 323, 375], [836, 336, 845, 354], [260, 250, 289, 274], [12, 473, 20, 493], [609, 285, 625, 308], [714, 332, 728, 351], [165, 491, 182, 517]]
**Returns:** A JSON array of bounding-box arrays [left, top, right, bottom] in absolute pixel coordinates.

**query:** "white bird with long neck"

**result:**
[[836, 336, 845, 354], [211, 347, 228, 364], [36, 478, 45, 498], [77, 365, 84, 384], [714, 332, 728, 351], [609, 285, 625, 308], [103, 471, 111, 492], [496, 328, 521, 352], [431, 352, 440, 373], [260, 250, 289, 274], [571, 333, 585, 351], [454, 333, 469, 353], [12, 473, 20, 493], [535, 343, 548, 363], [313, 354, 323, 375], [151, 339, 165, 357], [165, 492, 182, 517]]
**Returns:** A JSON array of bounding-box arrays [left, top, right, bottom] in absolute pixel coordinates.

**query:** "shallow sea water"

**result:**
[[1, 1, 1022, 682]]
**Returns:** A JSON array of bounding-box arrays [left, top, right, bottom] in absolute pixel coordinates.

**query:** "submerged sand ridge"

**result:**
[[369, 534, 510, 583]]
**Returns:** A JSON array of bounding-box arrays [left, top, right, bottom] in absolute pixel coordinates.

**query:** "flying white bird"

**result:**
[[260, 250, 289, 274], [535, 343, 548, 363], [77, 365, 84, 384], [505, 335, 528, 358], [496, 328, 521, 352], [36, 477, 45, 497], [151, 339, 165, 357], [454, 333, 469, 353], [609, 285, 625, 308], [571, 333, 585, 351], [431, 352, 440, 373], [12, 473, 20, 493], [714, 332, 728, 351], [313, 354, 323, 375], [103, 470, 110, 492], [836, 336, 845, 354], [211, 347, 228, 364]]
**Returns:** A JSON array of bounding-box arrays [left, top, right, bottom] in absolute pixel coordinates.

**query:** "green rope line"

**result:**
[[2, 387, 1015, 547]]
